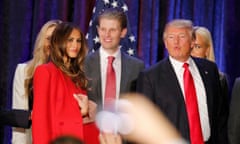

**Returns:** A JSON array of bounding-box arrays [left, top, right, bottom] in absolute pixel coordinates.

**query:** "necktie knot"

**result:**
[[183, 63, 189, 69], [108, 56, 115, 65]]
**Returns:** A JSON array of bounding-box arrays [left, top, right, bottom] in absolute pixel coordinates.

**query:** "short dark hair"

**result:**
[[97, 8, 127, 29]]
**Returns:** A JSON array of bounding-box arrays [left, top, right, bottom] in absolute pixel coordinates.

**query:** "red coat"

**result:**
[[32, 62, 85, 144]]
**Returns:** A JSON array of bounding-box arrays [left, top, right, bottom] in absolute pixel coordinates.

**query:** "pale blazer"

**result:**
[[12, 63, 32, 144]]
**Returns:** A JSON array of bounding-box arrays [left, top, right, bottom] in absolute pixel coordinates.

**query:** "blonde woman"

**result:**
[[12, 20, 62, 144], [191, 26, 229, 101], [191, 26, 215, 62]]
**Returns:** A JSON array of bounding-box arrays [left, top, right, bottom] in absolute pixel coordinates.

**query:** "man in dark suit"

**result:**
[[0, 109, 31, 128], [228, 77, 240, 144], [137, 19, 228, 144], [85, 8, 145, 109], [84, 8, 144, 144]]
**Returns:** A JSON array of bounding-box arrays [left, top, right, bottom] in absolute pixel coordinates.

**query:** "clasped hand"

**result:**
[[73, 94, 97, 124]]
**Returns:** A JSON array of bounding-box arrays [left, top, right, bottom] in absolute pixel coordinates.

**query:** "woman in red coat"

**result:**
[[32, 22, 90, 144]]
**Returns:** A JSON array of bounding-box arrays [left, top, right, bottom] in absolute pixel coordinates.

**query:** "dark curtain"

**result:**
[[0, 0, 239, 143]]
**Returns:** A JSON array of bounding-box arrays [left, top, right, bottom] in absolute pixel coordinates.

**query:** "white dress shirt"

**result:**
[[169, 56, 210, 141], [100, 47, 121, 106]]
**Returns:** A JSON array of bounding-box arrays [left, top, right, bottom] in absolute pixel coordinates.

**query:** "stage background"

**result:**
[[0, 0, 239, 143]]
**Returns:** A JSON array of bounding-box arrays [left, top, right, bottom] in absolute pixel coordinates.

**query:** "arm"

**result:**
[[214, 67, 229, 144], [12, 64, 30, 144], [96, 93, 186, 144], [32, 66, 51, 144], [136, 71, 154, 101], [0, 109, 30, 128], [228, 78, 240, 144]]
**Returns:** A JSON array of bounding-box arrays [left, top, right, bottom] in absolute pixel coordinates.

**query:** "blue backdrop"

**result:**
[[0, 0, 239, 143]]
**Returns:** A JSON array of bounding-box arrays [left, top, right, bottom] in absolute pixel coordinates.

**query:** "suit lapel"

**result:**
[[120, 52, 128, 93], [165, 58, 190, 136], [90, 51, 103, 104], [165, 58, 186, 103], [193, 58, 213, 123]]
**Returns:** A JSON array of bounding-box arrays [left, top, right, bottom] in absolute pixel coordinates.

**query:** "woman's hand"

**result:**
[[82, 100, 97, 124], [99, 133, 122, 144], [73, 94, 88, 116]]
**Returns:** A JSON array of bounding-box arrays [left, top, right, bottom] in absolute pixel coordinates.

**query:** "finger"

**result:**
[[99, 133, 106, 144]]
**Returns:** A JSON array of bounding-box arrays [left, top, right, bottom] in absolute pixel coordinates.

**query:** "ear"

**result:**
[[120, 28, 127, 38], [190, 40, 195, 49], [163, 38, 168, 49]]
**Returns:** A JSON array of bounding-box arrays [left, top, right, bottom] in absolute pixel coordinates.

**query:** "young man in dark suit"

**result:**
[[84, 8, 144, 144], [85, 8, 145, 110], [137, 19, 228, 144]]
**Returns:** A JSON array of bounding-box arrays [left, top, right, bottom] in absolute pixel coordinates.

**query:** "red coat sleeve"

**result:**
[[32, 65, 51, 144]]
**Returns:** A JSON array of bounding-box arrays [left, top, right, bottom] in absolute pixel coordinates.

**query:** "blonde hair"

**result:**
[[193, 26, 215, 62], [163, 19, 193, 41], [24, 20, 62, 99]]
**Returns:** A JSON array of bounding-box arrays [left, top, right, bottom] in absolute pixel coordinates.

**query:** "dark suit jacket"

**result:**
[[136, 57, 228, 144], [228, 77, 240, 144], [0, 109, 31, 128], [84, 50, 145, 109]]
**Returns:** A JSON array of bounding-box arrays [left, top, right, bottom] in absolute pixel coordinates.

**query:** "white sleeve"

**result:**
[[12, 63, 32, 144], [12, 63, 28, 110]]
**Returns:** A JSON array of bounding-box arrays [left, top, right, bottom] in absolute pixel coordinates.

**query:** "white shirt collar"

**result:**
[[100, 46, 121, 61], [169, 56, 194, 71]]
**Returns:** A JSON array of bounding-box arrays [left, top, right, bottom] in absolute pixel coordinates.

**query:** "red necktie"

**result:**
[[183, 63, 204, 144], [104, 56, 116, 109]]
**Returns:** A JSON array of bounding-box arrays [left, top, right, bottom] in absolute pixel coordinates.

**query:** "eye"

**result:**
[[77, 39, 82, 43], [110, 29, 116, 33], [179, 34, 186, 39], [99, 28, 106, 32], [167, 35, 174, 39], [194, 44, 201, 49], [46, 36, 51, 41], [68, 38, 74, 42]]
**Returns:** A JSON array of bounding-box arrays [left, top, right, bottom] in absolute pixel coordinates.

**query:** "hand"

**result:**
[[119, 93, 183, 144], [99, 133, 122, 144], [73, 94, 88, 116], [29, 111, 32, 120], [83, 100, 97, 124]]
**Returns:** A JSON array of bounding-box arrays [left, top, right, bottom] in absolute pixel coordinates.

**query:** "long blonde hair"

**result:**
[[24, 20, 62, 99], [192, 26, 215, 62]]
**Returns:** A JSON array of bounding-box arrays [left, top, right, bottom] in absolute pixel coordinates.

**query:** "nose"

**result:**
[[173, 36, 179, 44], [72, 40, 79, 48], [104, 30, 111, 37]]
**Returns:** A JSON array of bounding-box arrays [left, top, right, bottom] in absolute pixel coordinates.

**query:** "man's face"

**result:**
[[164, 26, 192, 62], [97, 18, 127, 53]]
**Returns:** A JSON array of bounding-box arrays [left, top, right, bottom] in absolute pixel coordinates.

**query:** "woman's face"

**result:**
[[66, 29, 81, 58], [44, 26, 56, 56], [191, 33, 209, 58]]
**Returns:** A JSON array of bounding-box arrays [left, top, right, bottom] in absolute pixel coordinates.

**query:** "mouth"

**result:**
[[104, 38, 112, 43], [70, 49, 78, 53], [174, 46, 180, 49]]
